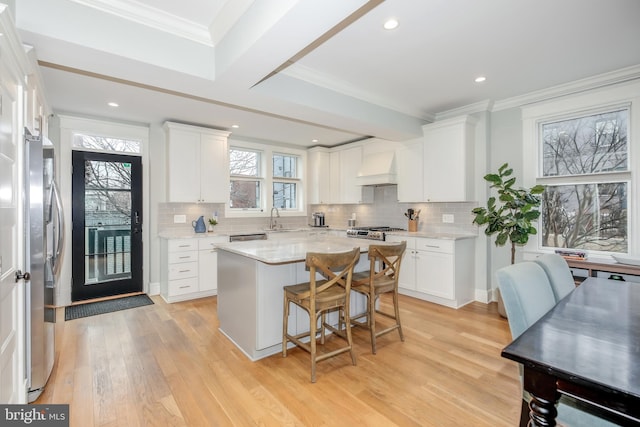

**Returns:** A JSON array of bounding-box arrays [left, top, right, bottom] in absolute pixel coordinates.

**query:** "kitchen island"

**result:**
[[216, 236, 391, 361]]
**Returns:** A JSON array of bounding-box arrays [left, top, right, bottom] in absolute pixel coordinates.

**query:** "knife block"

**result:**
[[408, 219, 418, 232]]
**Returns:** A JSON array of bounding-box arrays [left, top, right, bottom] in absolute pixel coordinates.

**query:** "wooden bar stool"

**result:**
[[282, 247, 360, 383], [350, 241, 406, 354]]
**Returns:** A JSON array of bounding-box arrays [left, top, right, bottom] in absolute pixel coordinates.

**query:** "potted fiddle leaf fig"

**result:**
[[472, 163, 545, 316]]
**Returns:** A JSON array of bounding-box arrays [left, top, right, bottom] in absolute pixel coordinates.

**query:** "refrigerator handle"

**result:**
[[51, 180, 65, 277]]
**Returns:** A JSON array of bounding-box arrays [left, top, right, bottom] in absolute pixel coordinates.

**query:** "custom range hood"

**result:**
[[355, 151, 397, 186]]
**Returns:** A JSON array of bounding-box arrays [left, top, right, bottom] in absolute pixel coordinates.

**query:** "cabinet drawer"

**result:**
[[168, 250, 198, 264], [595, 270, 640, 283], [168, 261, 198, 280], [168, 277, 198, 296], [168, 239, 198, 252], [415, 238, 453, 253], [198, 237, 227, 250]]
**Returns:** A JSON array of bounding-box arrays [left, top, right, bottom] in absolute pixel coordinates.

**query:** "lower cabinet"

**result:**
[[386, 235, 475, 308], [160, 236, 228, 303]]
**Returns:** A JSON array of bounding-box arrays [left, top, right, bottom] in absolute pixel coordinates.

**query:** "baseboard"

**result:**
[[149, 281, 160, 296]]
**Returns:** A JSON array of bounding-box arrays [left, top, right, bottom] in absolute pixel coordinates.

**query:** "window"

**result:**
[[73, 134, 141, 153], [538, 108, 629, 253], [227, 144, 305, 215], [229, 148, 262, 209], [273, 154, 299, 209]]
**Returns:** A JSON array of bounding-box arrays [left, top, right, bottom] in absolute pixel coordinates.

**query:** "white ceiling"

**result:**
[[13, 0, 640, 148]]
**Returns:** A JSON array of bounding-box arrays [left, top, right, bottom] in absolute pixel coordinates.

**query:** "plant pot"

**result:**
[[208, 224, 215, 232]]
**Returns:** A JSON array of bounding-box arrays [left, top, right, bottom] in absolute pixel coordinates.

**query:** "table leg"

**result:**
[[523, 367, 559, 426]]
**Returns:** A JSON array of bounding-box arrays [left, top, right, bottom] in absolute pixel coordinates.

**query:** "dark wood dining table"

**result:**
[[501, 277, 640, 426]]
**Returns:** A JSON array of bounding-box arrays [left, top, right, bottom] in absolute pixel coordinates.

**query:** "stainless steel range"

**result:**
[[346, 226, 406, 241]]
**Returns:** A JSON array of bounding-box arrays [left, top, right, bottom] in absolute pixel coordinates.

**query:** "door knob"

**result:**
[[15, 270, 31, 282]]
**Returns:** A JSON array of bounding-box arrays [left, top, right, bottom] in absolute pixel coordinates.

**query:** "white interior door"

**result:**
[[0, 58, 26, 403]]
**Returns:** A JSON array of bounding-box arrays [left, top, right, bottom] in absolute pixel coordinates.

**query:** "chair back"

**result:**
[[306, 247, 360, 295], [496, 262, 556, 339], [367, 241, 407, 288], [534, 254, 575, 301]]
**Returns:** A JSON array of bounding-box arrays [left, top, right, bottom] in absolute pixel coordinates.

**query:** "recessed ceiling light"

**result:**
[[383, 18, 399, 30], [474, 76, 487, 83], [312, 139, 319, 143], [231, 124, 239, 128], [107, 102, 119, 107]]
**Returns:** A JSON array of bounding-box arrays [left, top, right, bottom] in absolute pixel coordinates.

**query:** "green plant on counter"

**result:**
[[208, 218, 218, 226], [471, 163, 545, 264]]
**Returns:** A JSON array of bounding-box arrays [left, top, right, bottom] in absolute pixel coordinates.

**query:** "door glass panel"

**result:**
[[84, 160, 132, 284]]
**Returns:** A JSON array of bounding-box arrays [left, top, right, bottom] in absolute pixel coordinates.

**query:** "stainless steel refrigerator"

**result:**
[[24, 130, 65, 402]]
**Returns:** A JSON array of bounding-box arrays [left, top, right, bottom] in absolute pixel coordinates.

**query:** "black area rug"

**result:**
[[65, 294, 154, 321]]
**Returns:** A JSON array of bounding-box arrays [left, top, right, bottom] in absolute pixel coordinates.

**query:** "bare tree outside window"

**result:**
[[540, 109, 629, 252], [229, 148, 261, 208]]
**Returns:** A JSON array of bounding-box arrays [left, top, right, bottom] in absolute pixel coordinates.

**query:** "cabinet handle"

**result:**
[[178, 245, 190, 248], [179, 285, 191, 289], [423, 245, 440, 249], [178, 256, 191, 259], [179, 269, 191, 273]]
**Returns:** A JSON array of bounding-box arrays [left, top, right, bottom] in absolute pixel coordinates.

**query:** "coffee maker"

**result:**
[[312, 212, 325, 227]]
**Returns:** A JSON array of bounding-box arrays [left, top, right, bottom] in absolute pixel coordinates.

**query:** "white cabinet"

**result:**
[[396, 138, 424, 202], [386, 235, 475, 308], [307, 144, 372, 204], [164, 122, 230, 203], [422, 115, 477, 202], [160, 236, 228, 303], [307, 147, 332, 204]]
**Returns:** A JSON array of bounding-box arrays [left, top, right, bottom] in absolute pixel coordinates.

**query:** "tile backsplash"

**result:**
[[158, 186, 479, 235]]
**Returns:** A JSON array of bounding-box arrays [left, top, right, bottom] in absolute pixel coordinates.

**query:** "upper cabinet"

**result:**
[[164, 122, 230, 203], [307, 147, 332, 204], [396, 137, 424, 203], [307, 143, 372, 205], [422, 115, 477, 202]]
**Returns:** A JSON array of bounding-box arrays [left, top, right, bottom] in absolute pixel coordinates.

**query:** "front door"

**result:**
[[71, 151, 142, 301]]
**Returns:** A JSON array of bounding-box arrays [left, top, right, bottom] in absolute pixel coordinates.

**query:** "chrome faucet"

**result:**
[[269, 207, 280, 230]]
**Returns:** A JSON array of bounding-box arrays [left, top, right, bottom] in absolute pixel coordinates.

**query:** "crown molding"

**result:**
[[70, 0, 214, 46], [492, 64, 640, 112], [435, 99, 494, 121]]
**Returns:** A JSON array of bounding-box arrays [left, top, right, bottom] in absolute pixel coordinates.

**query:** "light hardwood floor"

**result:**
[[36, 294, 522, 426]]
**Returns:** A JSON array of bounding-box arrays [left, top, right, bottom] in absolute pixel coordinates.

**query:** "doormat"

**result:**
[[65, 294, 154, 321]]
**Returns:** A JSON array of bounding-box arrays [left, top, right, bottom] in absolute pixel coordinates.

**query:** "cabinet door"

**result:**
[[416, 250, 454, 299], [199, 133, 228, 203], [307, 149, 331, 204], [329, 151, 341, 204], [339, 146, 364, 203], [386, 236, 415, 290], [422, 116, 475, 202], [396, 139, 424, 202], [198, 248, 218, 292], [167, 129, 201, 202]]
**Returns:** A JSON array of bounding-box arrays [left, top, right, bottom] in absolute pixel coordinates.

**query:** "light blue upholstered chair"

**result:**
[[534, 253, 576, 301], [497, 262, 617, 427]]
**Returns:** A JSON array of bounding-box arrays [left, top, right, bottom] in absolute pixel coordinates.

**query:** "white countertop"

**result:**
[[216, 236, 393, 264], [158, 231, 229, 239]]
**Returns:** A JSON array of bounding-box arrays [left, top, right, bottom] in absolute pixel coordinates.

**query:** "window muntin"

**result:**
[[538, 108, 630, 253]]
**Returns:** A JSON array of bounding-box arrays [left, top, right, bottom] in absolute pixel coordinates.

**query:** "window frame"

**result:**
[[225, 140, 306, 218], [521, 82, 640, 258]]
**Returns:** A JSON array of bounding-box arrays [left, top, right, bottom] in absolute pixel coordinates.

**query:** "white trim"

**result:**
[[496, 64, 640, 112], [69, 0, 214, 46]]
